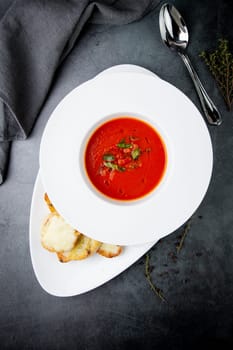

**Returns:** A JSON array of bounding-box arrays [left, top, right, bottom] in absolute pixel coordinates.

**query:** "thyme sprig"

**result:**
[[200, 39, 233, 110], [176, 218, 192, 254], [144, 253, 167, 302]]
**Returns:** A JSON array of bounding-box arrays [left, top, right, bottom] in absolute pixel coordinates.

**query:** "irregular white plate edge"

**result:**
[[29, 65, 158, 297], [96, 64, 159, 78]]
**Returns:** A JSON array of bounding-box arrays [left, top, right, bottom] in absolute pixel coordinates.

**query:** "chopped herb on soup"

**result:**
[[85, 117, 167, 201]]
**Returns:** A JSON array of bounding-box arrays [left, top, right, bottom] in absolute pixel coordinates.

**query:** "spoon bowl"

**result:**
[[159, 4, 188, 51]]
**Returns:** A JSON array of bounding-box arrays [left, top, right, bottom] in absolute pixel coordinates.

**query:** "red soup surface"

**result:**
[[84, 117, 167, 201]]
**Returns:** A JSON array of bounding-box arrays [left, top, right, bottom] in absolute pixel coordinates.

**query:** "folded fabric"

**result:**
[[0, 0, 161, 184]]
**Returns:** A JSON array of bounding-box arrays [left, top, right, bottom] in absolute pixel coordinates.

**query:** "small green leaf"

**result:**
[[117, 141, 132, 148], [104, 162, 118, 170], [131, 148, 141, 160], [103, 162, 125, 172], [103, 154, 115, 161]]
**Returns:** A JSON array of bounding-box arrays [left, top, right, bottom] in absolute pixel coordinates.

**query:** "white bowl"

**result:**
[[39, 67, 213, 245]]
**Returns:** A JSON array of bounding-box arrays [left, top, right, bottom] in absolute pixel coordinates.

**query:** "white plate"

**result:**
[[39, 66, 213, 245]]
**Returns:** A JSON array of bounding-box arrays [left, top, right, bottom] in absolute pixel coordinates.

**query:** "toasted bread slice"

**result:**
[[57, 234, 101, 262], [97, 243, 122, 258], [44, 193, 58, 214], [41, 213, 80, 253], [89, 238, 102, 255]]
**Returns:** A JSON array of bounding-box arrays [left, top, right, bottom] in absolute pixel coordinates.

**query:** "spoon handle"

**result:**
[[179, 52, 222, 126]]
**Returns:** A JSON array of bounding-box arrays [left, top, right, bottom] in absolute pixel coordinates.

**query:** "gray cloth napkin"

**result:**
[[0, 0, 161, 184]]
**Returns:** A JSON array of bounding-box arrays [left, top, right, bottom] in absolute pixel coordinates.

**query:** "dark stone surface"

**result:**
[[0, 0, 233, 349]]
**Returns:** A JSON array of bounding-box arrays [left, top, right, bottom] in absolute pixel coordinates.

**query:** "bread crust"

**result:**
[[44, 193, 58, 214], [97, 243, 122, 258], [57, 234, 101, 262]]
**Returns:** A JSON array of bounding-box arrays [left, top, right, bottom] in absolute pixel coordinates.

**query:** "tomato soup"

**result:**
[[84, 117, 167, 201]]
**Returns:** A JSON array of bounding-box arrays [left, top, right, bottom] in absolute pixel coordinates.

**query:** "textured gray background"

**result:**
[[0, 0, 233, 349]]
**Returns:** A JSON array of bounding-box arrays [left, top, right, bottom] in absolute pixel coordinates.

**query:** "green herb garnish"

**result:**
[[145, 253, 166, 302], [131, 148, 141, 160], [200, 39, 233, 110], [104, 162, 125, 172], [176, 218, 192, 253], [117, 139, 132, 148], [103, 154, 115, 162], [104, 162, 118, 170]]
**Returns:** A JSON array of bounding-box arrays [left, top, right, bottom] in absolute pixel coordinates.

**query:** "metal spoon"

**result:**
[[159, 3, 222, 126]]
